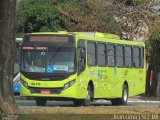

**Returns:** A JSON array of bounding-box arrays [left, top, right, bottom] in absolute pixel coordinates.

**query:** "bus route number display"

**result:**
[[30, 35, 69, 43]]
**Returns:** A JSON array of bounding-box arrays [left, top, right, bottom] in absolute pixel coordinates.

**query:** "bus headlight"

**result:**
[[63, 80, 75, 90], [20, 79, 28, 89], [64, 83, 70, 89]]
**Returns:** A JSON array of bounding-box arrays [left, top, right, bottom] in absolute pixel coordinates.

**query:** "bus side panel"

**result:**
[[107, 67, 119, 98], [113, 68, 124, 98], [89, 67, 110, 98], [127, 69, 146, 97], [75, 71, 89, 99]]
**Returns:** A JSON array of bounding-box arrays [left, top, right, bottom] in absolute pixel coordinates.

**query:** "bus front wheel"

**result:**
[[35, 97, 47, 106], [73, 85, 93, 106], [111, 84, 128, 105]]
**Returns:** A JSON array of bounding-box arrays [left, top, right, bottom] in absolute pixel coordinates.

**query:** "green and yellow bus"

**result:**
[[20, 31, 146, 106]]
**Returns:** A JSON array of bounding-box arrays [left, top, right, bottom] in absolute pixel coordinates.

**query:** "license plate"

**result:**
[[41, 90, 50, 94]]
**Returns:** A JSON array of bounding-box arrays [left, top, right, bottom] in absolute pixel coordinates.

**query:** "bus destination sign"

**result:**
[[22, 46, 48, 50], [30, 35, 69, 43]]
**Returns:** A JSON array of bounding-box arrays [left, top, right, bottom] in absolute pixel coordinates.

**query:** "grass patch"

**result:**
[[19, 114, 114, 120]]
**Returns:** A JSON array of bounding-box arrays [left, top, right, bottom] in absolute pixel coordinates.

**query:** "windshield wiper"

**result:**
[[51, 46, 64, 60]]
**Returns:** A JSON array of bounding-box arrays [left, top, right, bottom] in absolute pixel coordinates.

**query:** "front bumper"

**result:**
[[20, 82, 77, 98]]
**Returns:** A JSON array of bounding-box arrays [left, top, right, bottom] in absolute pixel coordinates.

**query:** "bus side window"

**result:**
[[124, 46, 132, 68], [116, 45, 124, 67], [107, 44, 115, 67], [78, 40, 86, 74], [132, 47, 140, 68], [97, 43, 106, 66], [140, 47, 144, 68], [87, 42, 96, 66]]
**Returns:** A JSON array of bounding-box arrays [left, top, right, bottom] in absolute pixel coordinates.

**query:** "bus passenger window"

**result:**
[[88, 42, 96, 66], [125, 46, 132, 68], [97, 43, 106, 66], [140, 47, 144, 68], [133, 47, 140, 68], [107, 44, 115, 67], [116, 45, 124, 67]]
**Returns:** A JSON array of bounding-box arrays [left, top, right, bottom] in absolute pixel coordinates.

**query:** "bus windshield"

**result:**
[[21, 46, 76, 73]]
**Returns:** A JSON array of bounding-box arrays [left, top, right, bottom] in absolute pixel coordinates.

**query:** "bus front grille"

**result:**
[[29, 87, 62, 94]]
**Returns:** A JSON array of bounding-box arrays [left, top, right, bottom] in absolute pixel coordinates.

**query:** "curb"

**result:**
[[14, 96, 34, 100]]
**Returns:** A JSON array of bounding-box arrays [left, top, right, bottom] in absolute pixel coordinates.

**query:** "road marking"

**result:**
[[128, 100, 160, 103], [96, 100, 160, 104]]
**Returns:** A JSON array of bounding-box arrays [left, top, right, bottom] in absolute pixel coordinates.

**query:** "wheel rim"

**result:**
[[86, 89, 91, 101], [86, 86, 92, 101], [123, 87, 128, 102]]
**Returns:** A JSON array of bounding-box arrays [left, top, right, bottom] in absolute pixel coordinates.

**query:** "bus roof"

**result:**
[[31, 31, 120, 39], [30, 31, 145, 46]]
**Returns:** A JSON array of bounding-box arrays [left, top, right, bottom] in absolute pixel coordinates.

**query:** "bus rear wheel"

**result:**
[[35, 97, 47, 106], [111, 84, 128, 105], [73, 85, 93, 106]]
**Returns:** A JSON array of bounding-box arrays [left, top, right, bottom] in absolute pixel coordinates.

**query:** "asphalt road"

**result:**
[[15, 98, 160, 107], [8, 97, 159, 120]]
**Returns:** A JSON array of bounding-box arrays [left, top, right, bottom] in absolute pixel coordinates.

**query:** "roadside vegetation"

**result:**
[[15, 0, 120, 37]]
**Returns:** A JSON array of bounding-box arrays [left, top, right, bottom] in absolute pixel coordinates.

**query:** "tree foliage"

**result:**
[[108, 0, 159, 40], [57, 0, 119, 33], [16, 0, 120, 35], [16, 0, 63, 34], [149, 24, 160, 66], [16, 0, 159, 41]]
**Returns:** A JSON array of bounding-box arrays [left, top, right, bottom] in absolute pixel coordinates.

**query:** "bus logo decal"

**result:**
[[98, 69, 100, 79], [90, 70, 94, 76], [114, 67, 117, 75]]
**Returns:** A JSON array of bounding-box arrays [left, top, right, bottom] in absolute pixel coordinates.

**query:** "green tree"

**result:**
[[117, 0, 147, 5], [150, 26, 160, 66], [146, 25, 160, 97], [57, 0, 119, 33], [16, 0, 64, 34]]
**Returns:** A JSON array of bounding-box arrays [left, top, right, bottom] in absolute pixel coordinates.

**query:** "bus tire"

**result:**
[[111, 84, 128, 105], [83, 85, 93, 106], [73, 99, 83, 106], [73, 85, 93, 106], [35, 97, 47, 106]]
